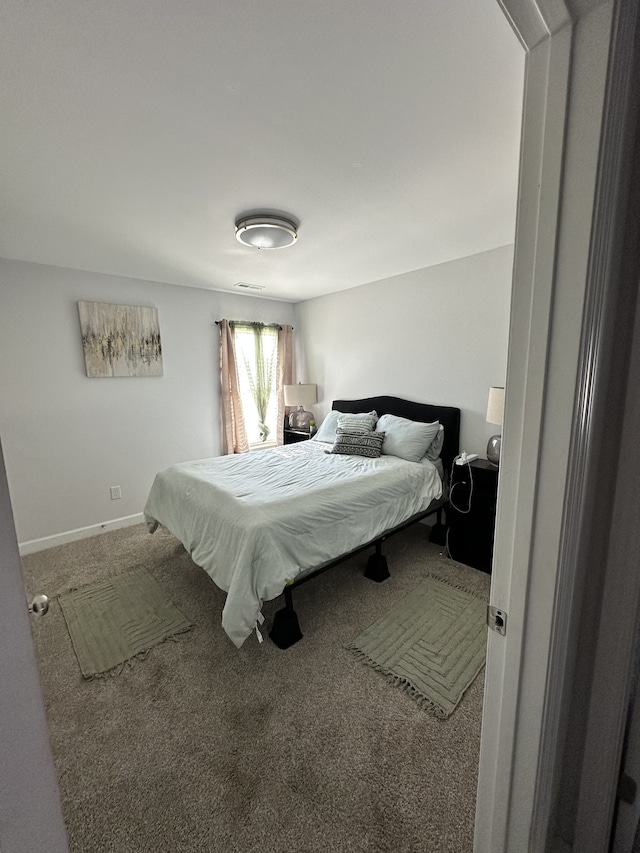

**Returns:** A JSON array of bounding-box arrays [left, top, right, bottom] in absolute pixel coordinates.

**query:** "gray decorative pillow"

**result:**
[[336, 411, 378, 434], [331, 428, 385, 458]]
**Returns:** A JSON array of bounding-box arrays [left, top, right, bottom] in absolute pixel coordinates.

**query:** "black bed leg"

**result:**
[[364, 540, 390, 583], [269, 586, 303, 649], [429, 506, 447, 546]]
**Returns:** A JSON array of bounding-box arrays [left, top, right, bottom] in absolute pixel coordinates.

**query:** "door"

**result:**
[[0, 436, 68, 853], [476, 0, 640, 849], [612, 648, 640, 852]]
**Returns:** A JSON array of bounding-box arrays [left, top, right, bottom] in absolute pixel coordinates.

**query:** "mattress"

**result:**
[[144, 440, 443, 647]]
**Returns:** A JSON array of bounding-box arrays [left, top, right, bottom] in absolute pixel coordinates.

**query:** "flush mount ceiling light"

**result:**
[[235, 214, 298, 250]]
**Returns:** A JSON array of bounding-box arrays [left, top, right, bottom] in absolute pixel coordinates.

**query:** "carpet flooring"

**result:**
[[22, 522, 490, 853]]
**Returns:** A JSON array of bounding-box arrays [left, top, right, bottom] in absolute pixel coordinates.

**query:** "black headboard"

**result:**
[[332, 395, 461, 472]]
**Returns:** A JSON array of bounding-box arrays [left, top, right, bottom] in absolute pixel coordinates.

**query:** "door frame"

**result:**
[[476, 0, 640, 849]]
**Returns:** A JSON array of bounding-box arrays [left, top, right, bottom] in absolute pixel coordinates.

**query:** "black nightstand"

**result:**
[[447, 458, 498, 573], [284, 428, 310, 445]]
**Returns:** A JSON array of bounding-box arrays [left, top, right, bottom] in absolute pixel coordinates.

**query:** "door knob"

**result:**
[[28, 594, 49, 616]]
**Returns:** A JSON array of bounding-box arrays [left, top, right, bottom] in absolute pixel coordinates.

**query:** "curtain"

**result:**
[[277, 325, 293, 445], [219, 320, 249, 454], [237, 322, 278, 443], [219, 320, 293, 452]]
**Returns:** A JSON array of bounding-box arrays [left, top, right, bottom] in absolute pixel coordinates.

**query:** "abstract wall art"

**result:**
[[78, 301, 163, 378]]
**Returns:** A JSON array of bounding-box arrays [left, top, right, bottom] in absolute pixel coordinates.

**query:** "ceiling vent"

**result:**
[[234, 282, 266, 291]]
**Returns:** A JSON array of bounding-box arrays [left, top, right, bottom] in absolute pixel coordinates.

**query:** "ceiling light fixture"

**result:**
[[235, 214, 298, 250]]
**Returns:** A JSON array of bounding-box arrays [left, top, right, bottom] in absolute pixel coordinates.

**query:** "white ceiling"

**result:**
[[0, 1, 524, 303]]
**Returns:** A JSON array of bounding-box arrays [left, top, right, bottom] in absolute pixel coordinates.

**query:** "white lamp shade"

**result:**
[[486, 386, 505, 425], [284, 383, 317, 407]]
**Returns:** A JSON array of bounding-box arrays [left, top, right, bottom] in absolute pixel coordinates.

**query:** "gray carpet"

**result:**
[[22, 522, 490, 853]]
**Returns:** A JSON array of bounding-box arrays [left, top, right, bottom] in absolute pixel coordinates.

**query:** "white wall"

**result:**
[[0, 247, 511, 548], [293, 245, 513, 456], [0, 259, 294, 548]]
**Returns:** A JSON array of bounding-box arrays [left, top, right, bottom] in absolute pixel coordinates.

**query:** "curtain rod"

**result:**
[[215, 321, 293, 330]]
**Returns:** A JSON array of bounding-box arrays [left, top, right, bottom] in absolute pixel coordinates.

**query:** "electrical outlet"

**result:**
[[110, 485, 122, 500]]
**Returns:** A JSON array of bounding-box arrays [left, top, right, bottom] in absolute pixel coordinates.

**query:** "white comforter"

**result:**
[[144, 441, 442, 647]]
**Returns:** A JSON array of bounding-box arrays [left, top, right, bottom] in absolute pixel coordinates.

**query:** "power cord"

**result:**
[[449, 455, 474, 514], [445, 454, 475, 561]]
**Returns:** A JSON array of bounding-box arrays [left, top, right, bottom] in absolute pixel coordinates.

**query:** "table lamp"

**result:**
[[284, 383, 317, 431], [486, 386, 505, 466]]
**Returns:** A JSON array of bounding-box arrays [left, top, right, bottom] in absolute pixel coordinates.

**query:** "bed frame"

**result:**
[[268, 395, 461, 649]]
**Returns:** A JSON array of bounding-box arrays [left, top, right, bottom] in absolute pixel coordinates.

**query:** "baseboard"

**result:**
[[18, 513, 146, 555]]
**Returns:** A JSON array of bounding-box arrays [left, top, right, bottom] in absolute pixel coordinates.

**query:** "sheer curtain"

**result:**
[[219, 320, 249, 454], [238, 323, 278, 443], [277, 324, 293, 445], [219, 321, 293, 453]]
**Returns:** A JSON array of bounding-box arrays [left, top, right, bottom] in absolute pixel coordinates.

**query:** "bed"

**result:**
[[144, 395, 460, 648]]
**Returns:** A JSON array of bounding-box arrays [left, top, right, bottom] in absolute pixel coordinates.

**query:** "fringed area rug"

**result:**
[[348, 575, 487, 718], [58, 565, 193, 679]]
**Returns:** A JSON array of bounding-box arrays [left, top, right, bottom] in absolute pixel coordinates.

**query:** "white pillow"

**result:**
[[311, 410, 341, 443], [425, 424, 444, 461], [376, 414, 441, 463]]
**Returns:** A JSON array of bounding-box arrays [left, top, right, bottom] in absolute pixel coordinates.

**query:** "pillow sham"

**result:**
[[375, 414, 440, 464], [336, 411, 378, 434], [330, 428, 385, 458], [425, 424, 445, 462], [311, 410, 341, 443]]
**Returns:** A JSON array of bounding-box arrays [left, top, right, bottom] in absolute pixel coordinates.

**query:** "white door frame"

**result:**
[[476, 0, 640, 849]]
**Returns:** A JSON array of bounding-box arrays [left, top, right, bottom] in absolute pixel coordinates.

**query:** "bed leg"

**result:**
[[429, 506, 447, 546], [269, 585, 304, 649], [364, 540, 390, 583]]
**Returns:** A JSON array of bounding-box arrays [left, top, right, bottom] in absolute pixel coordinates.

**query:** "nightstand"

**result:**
[[283, 428, 311, 445], [447, 458, 498, 573]]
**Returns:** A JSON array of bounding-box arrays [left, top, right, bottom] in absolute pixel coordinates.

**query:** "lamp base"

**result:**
[[487, 435, 501, 466], [288, 406, 313, 431]]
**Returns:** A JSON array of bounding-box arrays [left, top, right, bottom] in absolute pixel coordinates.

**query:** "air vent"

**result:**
[[234, 282, 266, 291]]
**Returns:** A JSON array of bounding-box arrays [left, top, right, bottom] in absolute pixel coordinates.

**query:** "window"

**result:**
[[232, 323, 279, 446], [219, 319, 292, 455]]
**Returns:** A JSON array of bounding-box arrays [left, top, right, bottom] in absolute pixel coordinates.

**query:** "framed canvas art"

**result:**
[[78, 301, 163, 378]]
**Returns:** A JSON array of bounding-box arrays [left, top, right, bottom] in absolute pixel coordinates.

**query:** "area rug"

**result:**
[[347, 575, 487, 718], [58, 564, 193, 679]]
